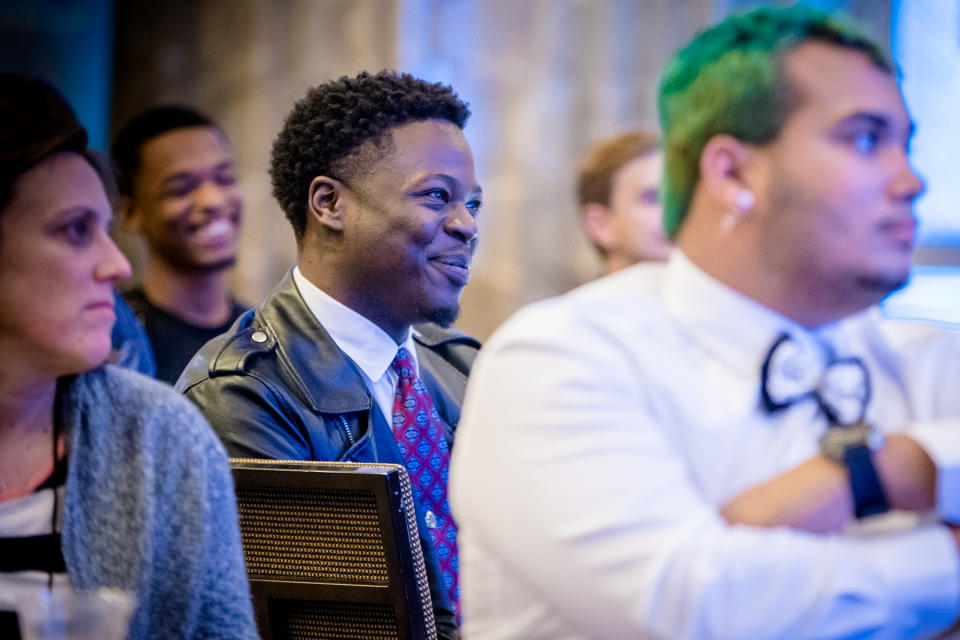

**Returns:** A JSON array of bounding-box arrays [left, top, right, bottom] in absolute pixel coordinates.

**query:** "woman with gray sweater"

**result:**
[[0, 73, 258, 640]]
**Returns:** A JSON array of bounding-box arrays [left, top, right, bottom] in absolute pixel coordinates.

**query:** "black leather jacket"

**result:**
[[176, 271, 479, 639]]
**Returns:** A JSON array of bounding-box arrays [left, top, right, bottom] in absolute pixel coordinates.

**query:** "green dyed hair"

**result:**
[[657, 5, 895, 238]]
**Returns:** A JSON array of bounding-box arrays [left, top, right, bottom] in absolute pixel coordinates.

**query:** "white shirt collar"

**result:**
[[292, 266, 416, 383], [661, 250, 843, 377]]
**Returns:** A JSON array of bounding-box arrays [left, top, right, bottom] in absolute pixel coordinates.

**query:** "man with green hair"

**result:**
[[451, 6, 960, 638]]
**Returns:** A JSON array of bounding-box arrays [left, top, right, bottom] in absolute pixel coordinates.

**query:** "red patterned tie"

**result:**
[[390, 347, 459, 614]]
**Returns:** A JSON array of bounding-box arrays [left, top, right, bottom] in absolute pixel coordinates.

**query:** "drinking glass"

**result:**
[[16, 587, 135, 640]]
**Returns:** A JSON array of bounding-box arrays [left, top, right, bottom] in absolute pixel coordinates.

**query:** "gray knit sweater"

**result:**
[[59, 365, 258, 639]]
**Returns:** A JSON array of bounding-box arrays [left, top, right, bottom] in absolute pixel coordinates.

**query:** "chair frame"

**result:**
[[230, 458, 437, 640]]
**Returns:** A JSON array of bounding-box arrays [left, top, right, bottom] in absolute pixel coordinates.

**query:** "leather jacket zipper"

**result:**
[[337, 414, 356, 446]]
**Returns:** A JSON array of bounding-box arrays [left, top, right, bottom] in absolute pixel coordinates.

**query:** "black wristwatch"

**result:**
[[818, 421, 889, 518]]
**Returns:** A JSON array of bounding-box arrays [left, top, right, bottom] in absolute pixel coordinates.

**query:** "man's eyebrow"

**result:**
[[837, 112, 915, 140], [410, 172, 482, 195], [833, 111, 918, 150], [412, 173, 457, 187], [837, 112, 890, 129], [160, 161, 234, 186], [160, 171, 199, 186]]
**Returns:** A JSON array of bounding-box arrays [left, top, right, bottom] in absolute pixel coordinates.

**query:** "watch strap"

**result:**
[[843, 444, 889, 518]]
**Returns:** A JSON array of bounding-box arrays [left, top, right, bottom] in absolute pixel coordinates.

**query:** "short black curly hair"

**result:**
[[111, 105, 220, 198], [269, 70, 470, 240]]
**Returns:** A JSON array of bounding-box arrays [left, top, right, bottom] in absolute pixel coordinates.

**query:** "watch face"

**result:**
[[819, 421, 873, 463]]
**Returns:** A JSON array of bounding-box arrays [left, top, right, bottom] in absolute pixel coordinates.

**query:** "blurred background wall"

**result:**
[[1, 0, 919, 340]]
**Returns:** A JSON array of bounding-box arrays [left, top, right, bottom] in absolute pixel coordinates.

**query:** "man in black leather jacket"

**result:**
[[177, 70, 483, 639]]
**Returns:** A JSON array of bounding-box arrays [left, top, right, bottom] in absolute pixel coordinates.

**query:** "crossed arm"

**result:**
[[720, 433, 940, 533]]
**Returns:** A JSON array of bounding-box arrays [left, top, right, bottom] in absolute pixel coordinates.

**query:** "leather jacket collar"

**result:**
[[204, 270, 478, 421]]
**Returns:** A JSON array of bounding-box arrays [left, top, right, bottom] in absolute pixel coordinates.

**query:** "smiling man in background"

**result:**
[[111, 106, 247, 383], [178, 70, 483, 638]]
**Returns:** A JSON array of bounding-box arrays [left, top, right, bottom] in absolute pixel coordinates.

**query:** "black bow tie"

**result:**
[[760, 333, 871, 426]]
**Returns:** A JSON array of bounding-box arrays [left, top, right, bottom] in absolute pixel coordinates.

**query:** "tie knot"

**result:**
[[391, 347, 415, 380], [760, 332, 871, 425]]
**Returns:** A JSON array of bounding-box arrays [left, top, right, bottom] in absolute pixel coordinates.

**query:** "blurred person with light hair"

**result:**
[[576, 131, 672, 274]]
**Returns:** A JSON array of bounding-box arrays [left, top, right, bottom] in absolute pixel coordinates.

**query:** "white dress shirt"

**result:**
[[292, 267, 417, 421], [450, 251, 960, 640]]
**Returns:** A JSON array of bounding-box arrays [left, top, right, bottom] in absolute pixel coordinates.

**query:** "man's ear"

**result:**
[[116, 195, 142, 234], [699, 134, 755, 213], [308, 176, 347, 231], [579, 203, 618, 252]]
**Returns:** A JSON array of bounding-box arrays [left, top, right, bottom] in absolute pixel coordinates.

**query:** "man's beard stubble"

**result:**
[[427, 302, 461, 328]]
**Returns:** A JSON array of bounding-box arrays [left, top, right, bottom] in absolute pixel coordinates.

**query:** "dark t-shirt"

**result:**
[[125, 288, 247, 385]]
